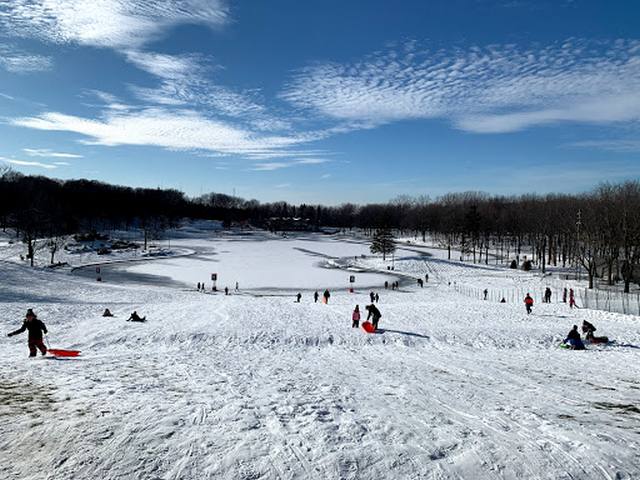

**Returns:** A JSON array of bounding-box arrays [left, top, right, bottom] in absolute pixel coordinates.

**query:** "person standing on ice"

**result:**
[[197, 282, 201, 291], [235, 282, 239, 292], [7, 309, 48, 357], [366, 304, 382, 331], [314, 291, 319, 303], [524, 293, 534, 314], [323, 289, 330, 304], [225, 287, 229, 295], [352, 305, 361, 328], [296, 293, 302, 303], [374, 293, 379, 303], [483, 289, 488, 300], [369, 291, 375, 303]]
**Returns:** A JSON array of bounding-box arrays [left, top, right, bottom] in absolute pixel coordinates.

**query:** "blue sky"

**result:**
[[0, 0, 639, 204]]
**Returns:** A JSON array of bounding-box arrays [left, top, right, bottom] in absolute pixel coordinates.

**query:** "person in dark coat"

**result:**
[[127, 311, 146, 322], [296, 293, 302, 303], [314, 291, 319, 303], [524, 293, 534, 314], [374, 293, 379, 303], [366, 304, 382, 330], [369, 291, 375, 303], [564, 325, 585, 350], [323, 289, 330, 304], [102, 308, 114, 317], [7, 309, 48, 357]]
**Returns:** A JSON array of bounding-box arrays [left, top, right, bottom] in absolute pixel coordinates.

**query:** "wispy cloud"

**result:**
[[281, 39, 640, 134], [567, 139, 640, 153], [251, 158, 330, 171], [0, 45, 52, 73], [23, 148, 83, 158], [0, 1, 229, 49], [0, 156, 57, 169], [10, 108, 316, 157]]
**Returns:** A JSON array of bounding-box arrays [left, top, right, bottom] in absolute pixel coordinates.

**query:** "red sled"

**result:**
[[362, 321, 376, 333], [48, 349, 81, 357]]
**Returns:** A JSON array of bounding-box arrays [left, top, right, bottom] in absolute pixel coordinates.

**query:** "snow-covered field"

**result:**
[[1, 228, 640, 479]]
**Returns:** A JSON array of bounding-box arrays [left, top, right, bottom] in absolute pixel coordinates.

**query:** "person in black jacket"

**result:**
[[7, 309, 48, 357], [564, 325, 585, 350], [366, 304, 382, 330], [127, 311, 146, 322]]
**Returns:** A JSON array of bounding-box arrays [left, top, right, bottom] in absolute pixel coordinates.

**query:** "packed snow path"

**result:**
[[1, 244, 640, 479]]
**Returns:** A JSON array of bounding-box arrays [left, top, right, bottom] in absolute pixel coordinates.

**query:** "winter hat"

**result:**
[[26, 308, 36, 318]]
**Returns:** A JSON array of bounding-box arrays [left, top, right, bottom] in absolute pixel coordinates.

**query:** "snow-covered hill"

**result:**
[[1, 232, 639, 479]]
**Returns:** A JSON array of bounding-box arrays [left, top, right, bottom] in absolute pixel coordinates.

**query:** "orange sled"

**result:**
[[362, 321, 376, 333], [48, 349, 81, 357]]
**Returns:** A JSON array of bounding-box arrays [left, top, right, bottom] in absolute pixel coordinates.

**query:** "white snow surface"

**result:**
[[1, 231, 640, 480]]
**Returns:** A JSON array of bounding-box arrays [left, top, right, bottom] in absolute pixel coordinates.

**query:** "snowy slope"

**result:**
[[1, 234, 640, 480]]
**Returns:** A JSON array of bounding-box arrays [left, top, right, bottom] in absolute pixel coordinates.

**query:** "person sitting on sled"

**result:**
[[581, 320, 609, 343], [564, 325, 585, 350], [365, 303, 382, 331], [102, 308, 114, 317], [7, 308, 48, 357], [127, 311, 146, 322]]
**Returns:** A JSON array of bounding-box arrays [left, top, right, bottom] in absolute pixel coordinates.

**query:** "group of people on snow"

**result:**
[[351, 303, 382, 330]]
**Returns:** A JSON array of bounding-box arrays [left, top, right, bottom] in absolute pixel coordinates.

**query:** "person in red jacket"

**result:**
[[524, 293, 534, 314], [7, 309, 48, 357]]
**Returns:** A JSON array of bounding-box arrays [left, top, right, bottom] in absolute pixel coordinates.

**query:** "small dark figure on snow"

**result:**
[[564, 325, 585, 350], [366, 304, 382, 331], [384, 281, 389, 290], [569, 289, 576, 308], [7, 309, 48, 357], [418, 278, 424, 288], [544, 287, 552, 303], [500, 297, 506, 303], [483, 289, 488, 300], [102, 308, 114, 317], [197, 282, 201, 291], [314, 291, 319, 303], [225, 287, 229, 295], [524, 293, 534, 314], [562, 287, 567, 303], [352, 305, 361, 328], [425, 273, 429, 282], [374, 293, 379, 303], [127, 311, 146, 322], [235, 282, 239, 291], [370, 291, 375, 303], [323, 289, 330, 304], [296, 293, 302, 303]]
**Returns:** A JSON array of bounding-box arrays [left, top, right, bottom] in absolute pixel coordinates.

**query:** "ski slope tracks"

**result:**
[[1, 231, 639, 479]]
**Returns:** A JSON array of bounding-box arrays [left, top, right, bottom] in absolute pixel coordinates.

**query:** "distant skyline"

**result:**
[[0, 0, 639, 204]]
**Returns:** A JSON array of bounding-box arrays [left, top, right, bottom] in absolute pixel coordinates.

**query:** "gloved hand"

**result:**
[[7, 333, 13, 337]]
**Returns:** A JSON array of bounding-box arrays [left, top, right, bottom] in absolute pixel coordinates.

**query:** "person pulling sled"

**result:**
[[7, 309, 48, 357]]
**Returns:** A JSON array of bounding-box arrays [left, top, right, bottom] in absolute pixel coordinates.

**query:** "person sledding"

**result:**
[[365, 303, 382, 331], [127, 311, 146, 322], [524, 293, 534, 314], [563, 325, 585, 350], [7, 309, 48, 357], [102, 308, 114, 317], [352, 305, 361, 328], [581, 320, 609, 344]]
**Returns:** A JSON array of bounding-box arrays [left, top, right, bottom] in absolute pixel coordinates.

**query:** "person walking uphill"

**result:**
[[352, 305, 361, 328], [524, 293, 534, 314], [7, 309, 48, 357], [366, 304, 382, 331], [323, 289, 331, 304]]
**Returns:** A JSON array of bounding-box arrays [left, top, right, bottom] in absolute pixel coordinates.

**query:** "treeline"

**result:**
[[1, 168, 639, 291]]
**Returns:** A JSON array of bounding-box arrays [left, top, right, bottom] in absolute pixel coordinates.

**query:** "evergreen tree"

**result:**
[[370, 228, 396, 261]]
